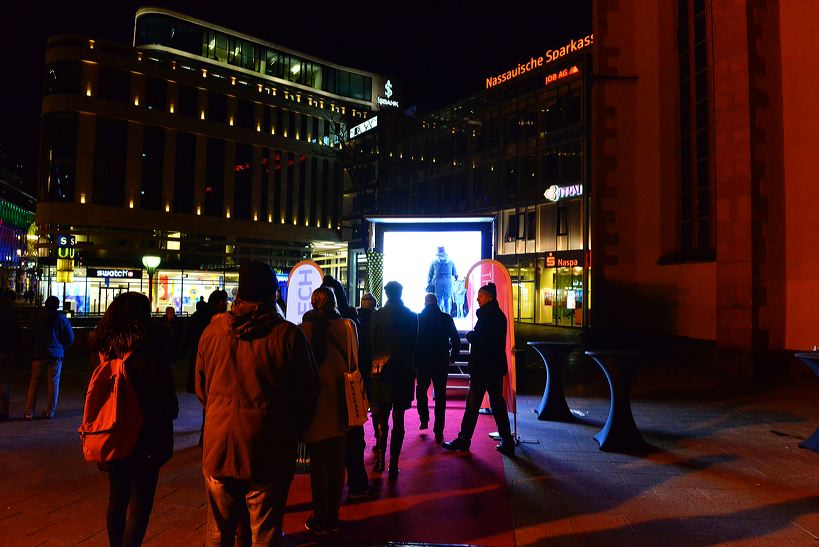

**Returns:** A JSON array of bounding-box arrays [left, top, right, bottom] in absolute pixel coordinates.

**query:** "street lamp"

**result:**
[[142, 255, 161, 311]]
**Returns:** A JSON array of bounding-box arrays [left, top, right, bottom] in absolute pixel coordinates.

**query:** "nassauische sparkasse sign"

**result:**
[[485, 34, 593, 89]]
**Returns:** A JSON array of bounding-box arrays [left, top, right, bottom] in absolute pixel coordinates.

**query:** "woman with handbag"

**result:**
[[87, 292, 178, 547], [300, 287, 358, 534]]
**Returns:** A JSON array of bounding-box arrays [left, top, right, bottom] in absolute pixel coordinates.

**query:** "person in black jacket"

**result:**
[[442, 282, 515, 456], [415, 293, 460, 444], [89, 292, 178, 547]]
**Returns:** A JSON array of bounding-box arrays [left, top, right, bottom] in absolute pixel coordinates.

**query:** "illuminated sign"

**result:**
[[377, 80, 399, 107], [57, 234, 76, 248], [545, 65, 580, 86], [88, 268, 142, 279], [56, 234, 76, 283], [349, 116, 378, 139], [544, 184, 583, 202], [485, 34, 593, 89], [545, 250, 586, 268]]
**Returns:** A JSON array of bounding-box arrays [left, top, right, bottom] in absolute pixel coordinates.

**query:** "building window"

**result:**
[[42, 113, 78, 202], [208, 93, 227, 124], [97, 66, 131, 103], [140, 126, 164, 211], [234, 143, 252, 220], [44, 62, 82, 95], [177, 84, 198, 117], [273, 150, 283, 222], [92, 117, 127, 206], [144, 77, 167, 111], [260, 149, 270, 221], [205, 138, 225, 216], [236, 99, 254, 129], [677, 0, 714, 253], [174, 132, 196, 214]]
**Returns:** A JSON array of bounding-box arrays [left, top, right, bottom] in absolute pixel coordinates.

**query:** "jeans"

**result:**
[[345, 426, 368, 492], [25, 359, 62, 417], [204, 470, 294, 547], [308, 434, 347, 527], [106, 459, 161, 547], [416, 367, 448, 435], [458, 376, 512, 442]]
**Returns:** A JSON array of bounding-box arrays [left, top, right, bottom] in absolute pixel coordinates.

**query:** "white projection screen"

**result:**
[[371, 217, 494, 331]]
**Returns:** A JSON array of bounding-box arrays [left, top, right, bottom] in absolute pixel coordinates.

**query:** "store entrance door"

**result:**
[[554, 267, 583, 326], [97, 286, 126, 314]]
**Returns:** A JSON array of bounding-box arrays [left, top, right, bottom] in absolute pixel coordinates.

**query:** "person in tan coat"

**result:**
[[196, 261, 320, 546], [300, 287, 356, 535]]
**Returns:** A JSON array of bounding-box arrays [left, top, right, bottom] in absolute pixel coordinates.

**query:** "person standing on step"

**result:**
[[416, 293, 460, 444], [24, 295, 74, 420], [369, 281, 418, 479], [442, 282, 515, 457]]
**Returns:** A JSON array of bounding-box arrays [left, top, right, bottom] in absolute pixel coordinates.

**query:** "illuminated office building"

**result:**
[[37, 7, 396, 313], [348, 39, 593, 328]]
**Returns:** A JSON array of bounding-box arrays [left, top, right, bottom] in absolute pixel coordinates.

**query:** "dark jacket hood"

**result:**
[[226, 299, 282, 340]]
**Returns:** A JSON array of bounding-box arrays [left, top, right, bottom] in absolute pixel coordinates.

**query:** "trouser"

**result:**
[[458, 376, 513, 442], [106, 459, 161, 547], [308, 434, 347, 527], [25, 359, 62, 417], [204, 463, 295, 547], [372, 403, 406, 466], [0, 353, 9, 419], [345, 426, 368, 492], [416, 368, 448, 435]]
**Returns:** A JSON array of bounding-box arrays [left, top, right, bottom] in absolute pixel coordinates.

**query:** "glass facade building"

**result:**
[[349, 47, 592, 327], [37, 9, 389, 315]]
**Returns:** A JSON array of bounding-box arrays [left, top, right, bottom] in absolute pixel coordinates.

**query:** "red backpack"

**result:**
[[78, 352, 144, 463]]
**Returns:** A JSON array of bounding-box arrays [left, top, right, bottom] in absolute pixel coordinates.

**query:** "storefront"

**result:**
[[39, 265, 240, 315]]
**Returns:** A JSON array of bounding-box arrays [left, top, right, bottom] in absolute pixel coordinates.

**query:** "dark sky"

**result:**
[[1, 0, 592, 190]]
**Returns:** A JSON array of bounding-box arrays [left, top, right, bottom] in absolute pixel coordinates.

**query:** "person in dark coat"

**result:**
[[0, 294, 20, 421], [184, 290, 228, 394], [442, 282, 515, 456], [356, 293, 377, 400], [24, 295, 74, 419], [416, 293, 460, 444], [322, 276, 376, 501], [369, 281, 418, 479], [88, 292, 178, 547], [196, 261, 320, 546]]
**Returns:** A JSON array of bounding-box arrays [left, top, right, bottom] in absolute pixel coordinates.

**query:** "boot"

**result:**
[[388, 457, 400, 480], [388, 428, 404, 480]]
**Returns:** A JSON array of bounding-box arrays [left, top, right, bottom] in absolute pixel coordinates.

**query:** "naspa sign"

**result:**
[[285, 260, 325, 324]]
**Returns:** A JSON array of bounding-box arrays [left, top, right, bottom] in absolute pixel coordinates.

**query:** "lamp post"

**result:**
[[142, 255, 161, 311]]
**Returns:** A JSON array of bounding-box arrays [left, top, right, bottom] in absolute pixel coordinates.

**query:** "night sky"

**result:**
[[1, 0, 592, 191]]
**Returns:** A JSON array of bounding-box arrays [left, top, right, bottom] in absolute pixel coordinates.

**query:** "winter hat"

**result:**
[[238, 261, 275, 302], [478, 282, 497, 299], [436, 246, 446, 256], [384, 280, 403, 300]]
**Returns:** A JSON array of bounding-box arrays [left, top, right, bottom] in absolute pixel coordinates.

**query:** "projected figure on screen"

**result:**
[[427, 246, 458, 314], [453, 279, 466, 318]]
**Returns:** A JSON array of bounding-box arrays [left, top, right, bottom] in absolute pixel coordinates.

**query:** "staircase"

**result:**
[[447, 332, 471, 396]]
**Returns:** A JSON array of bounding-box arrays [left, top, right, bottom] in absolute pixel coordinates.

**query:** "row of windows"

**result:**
[[45, 62, 344, 147], [41, 114, 342, 228], [135, 13, 373, 101]]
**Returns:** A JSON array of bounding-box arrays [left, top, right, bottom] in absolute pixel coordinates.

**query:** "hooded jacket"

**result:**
[[30, 308, 74, 360], [196, 300, 320, 481], [465, 298, 508, 379]]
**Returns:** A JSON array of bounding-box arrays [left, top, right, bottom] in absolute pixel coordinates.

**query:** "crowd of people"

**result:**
[[1, 259, 516, 545]]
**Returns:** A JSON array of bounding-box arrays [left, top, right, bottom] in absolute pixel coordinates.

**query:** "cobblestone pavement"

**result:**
[[1, 357, 818, 546]]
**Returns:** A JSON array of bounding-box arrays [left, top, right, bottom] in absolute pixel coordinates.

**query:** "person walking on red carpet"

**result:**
[[300, 287, 355, 534], [416, 293, 460, 444], [196, 261, 320, 546], [442, 282, 515, 457], [369, 281, 418, 479]]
